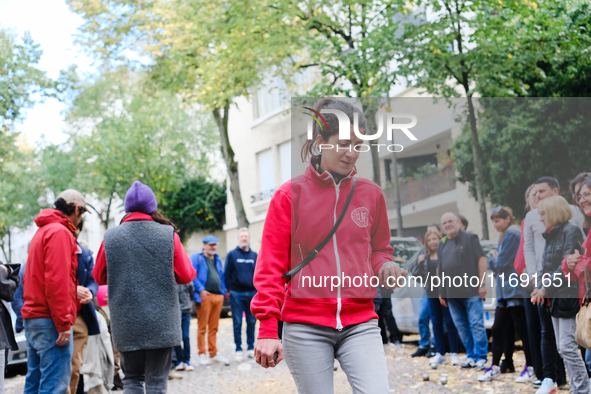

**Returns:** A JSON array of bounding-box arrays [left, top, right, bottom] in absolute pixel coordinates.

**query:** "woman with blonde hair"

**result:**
[[416, 227, 460, 369], [531, 195, 588, 394]]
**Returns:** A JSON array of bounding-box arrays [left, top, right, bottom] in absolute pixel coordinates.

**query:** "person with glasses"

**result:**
[[532, 195, 588, 394], [22, 190, 89, 394], [523, 177, 585, 394]]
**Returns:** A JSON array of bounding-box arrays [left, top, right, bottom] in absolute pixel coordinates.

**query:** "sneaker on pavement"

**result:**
[[199, 353, 211, 365], [535, 378, 558, 394], [450, 353, 460, 366], [461, 358, 476, 369], [247, 350, 255, 359], [430, 353, 445, 369], [411, 347, 429, 358], [532, 379, 542, 387], [175, 362, 185, 371], [515, 366, 535, 383], [390, 340, 402, 348], [235, 351, 243, 362], [185, 362, 194, 371], [476, 359, 487, 370], [168, 370, 183, 380], [478, 365, 501, 382], [211, 355, 230, 366], [426, 346, 436, 358]]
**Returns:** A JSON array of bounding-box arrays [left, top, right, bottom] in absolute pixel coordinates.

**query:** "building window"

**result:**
[[279, 141, 291, 184], [257, 149, 275, 202]]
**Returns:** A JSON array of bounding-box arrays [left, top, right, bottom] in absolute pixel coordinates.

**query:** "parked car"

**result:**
[[7, 305, 27, 367], [390, 238, 498, 336]]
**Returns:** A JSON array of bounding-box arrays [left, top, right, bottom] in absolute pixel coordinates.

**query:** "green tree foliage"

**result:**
[[161, 177, 227, 242], [452, 1, 591, 216], [66, 68, 219, 228]]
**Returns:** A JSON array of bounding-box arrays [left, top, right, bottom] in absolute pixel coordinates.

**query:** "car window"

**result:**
[[390, 239, 423, 270]]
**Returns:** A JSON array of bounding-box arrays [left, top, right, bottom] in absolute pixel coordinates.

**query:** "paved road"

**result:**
[[5, 317, 549, 393]]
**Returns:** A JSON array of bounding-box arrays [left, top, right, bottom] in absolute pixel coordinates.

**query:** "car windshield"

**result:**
[[390, 239, 423, 269]]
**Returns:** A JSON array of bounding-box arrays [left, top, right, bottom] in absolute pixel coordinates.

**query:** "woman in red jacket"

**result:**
[[251, 98, 406, 394]]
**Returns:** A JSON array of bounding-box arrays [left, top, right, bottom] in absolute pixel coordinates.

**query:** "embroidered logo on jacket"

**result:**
[[351, 207, 370, 228]]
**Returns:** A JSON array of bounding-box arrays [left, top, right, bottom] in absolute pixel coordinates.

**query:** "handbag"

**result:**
[[575, 264, 591, 349], [282, 177, 357, 283]]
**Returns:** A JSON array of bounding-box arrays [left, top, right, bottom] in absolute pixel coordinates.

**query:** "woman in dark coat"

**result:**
[[0, 261, 21, 392], [531, 195, 588, 394]]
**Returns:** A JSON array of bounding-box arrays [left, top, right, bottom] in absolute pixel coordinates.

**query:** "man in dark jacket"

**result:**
[[224, 228, 257, 362], [0, 261, 20, 393], [69, 220, 100, 394], [174, 282, 195, 372]]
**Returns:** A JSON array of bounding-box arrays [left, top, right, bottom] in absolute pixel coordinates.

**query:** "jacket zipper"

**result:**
[[323, 172, 352, 331]]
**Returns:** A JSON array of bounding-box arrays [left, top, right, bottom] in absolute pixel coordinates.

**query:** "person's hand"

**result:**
[[478, 286, 487, 301], [200, 290, 211, 301], [567, 250, 582, 271], [417, 254, 426, 264], [56, 330, 71, 346], [254, 338, 283, 368], [225, 292, 230, 299], [77, 286, 93, 304], [531, 288, 547, 305], [0, 265, 7, 274], [378, 262, 408, 289], [439, 296, 447, 307]]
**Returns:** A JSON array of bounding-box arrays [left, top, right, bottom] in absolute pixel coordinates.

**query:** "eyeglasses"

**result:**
[[490, 206, 503, 214], [576, 191, 591, 204]]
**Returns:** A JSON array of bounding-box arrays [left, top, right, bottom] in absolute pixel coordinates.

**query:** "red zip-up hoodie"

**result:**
[[251, 161, 394, 339], [22, 209, 79, 332]]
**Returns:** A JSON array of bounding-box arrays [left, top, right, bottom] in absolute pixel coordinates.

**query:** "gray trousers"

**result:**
[[551, 316, 589, 394], [0, 349, 4, 394], [119, 347, 172, 394], [282, 320, 389, 394]]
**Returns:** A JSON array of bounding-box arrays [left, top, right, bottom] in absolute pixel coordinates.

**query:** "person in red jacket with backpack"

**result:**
[[22, 190, 89, 394], [251, 98, 406, 394]]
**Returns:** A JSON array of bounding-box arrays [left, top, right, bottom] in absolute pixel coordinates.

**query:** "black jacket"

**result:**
[[541, 222, 583, 318], [0, 263, 20, 351]]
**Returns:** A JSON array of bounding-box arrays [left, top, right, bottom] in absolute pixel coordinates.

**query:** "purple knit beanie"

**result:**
[[124, 181, 158, 214]]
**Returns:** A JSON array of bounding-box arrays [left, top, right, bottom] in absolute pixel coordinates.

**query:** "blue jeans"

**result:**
[[418, 290, 431, 348], [448, 297, 488, 362], [24, 318, 73, 394], [428, 297, 460, 355], [230, 290, 257, 351], [174, 313, 191, 364]]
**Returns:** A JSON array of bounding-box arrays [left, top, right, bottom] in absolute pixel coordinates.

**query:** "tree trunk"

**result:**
[[391, 151, 403, 237], [362, 101, 381, 186], [466, 95, 489, 240], [213, 101, 249, 229], [7, 232, 11, 265]]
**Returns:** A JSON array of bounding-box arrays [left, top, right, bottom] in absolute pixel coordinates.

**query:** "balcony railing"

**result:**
[[383, 165, 456, 209]]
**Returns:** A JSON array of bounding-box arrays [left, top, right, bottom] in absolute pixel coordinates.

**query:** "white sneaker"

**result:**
[[175, 362, 185, 371], [476, 359, 487, 370], [235, 351, 243, 362], [211, 354, 230, 366], [185, 362, 194, 371], [478, 365, 501, 382], [450, 353, 460, 366], [535, 378, 558, 394], [430, 353, 445, 369], [515, 366, 535, 383], [199, 353, 211, 365], [247, 350, 255, 359]]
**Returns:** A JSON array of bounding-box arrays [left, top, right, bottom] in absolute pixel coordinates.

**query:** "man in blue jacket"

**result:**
[[191, 235, 229, 366], [224, 228, 257, 362]]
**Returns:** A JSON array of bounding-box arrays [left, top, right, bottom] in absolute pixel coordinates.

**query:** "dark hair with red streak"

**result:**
[[300, 98, 367, 162]]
